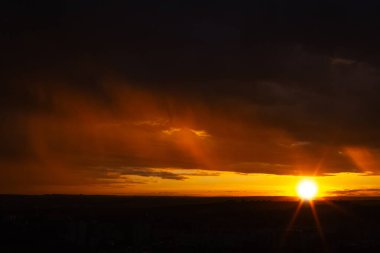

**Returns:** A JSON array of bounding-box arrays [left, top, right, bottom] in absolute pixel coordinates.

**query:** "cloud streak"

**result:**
[[328, 188, 380, 196]]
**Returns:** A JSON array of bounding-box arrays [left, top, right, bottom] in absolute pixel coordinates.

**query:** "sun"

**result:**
[[297, 179, 318, 200]]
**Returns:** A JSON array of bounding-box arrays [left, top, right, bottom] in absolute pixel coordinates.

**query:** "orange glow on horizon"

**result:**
[[2, 83, 380, 196]]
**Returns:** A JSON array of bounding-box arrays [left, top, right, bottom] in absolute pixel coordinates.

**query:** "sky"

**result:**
[[2, 0, 380, 196]]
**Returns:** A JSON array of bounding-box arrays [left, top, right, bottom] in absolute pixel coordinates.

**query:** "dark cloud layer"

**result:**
[[2, 1, 380, 191]]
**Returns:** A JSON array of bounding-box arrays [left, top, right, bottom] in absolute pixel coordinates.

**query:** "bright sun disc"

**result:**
[[297, 179, 318, 200]]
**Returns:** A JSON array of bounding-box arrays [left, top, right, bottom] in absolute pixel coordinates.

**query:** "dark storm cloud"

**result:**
[[2, 0, 380, 191]]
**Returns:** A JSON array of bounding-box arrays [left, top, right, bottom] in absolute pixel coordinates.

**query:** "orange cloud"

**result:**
[[0, 79, 375, 194], [343, 147, 380, 174]]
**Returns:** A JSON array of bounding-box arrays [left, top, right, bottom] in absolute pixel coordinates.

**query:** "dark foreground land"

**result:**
[[1, 196, 380, 252]]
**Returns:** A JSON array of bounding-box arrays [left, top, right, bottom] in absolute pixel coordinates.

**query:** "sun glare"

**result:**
[[297, 179, 318, 200]]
